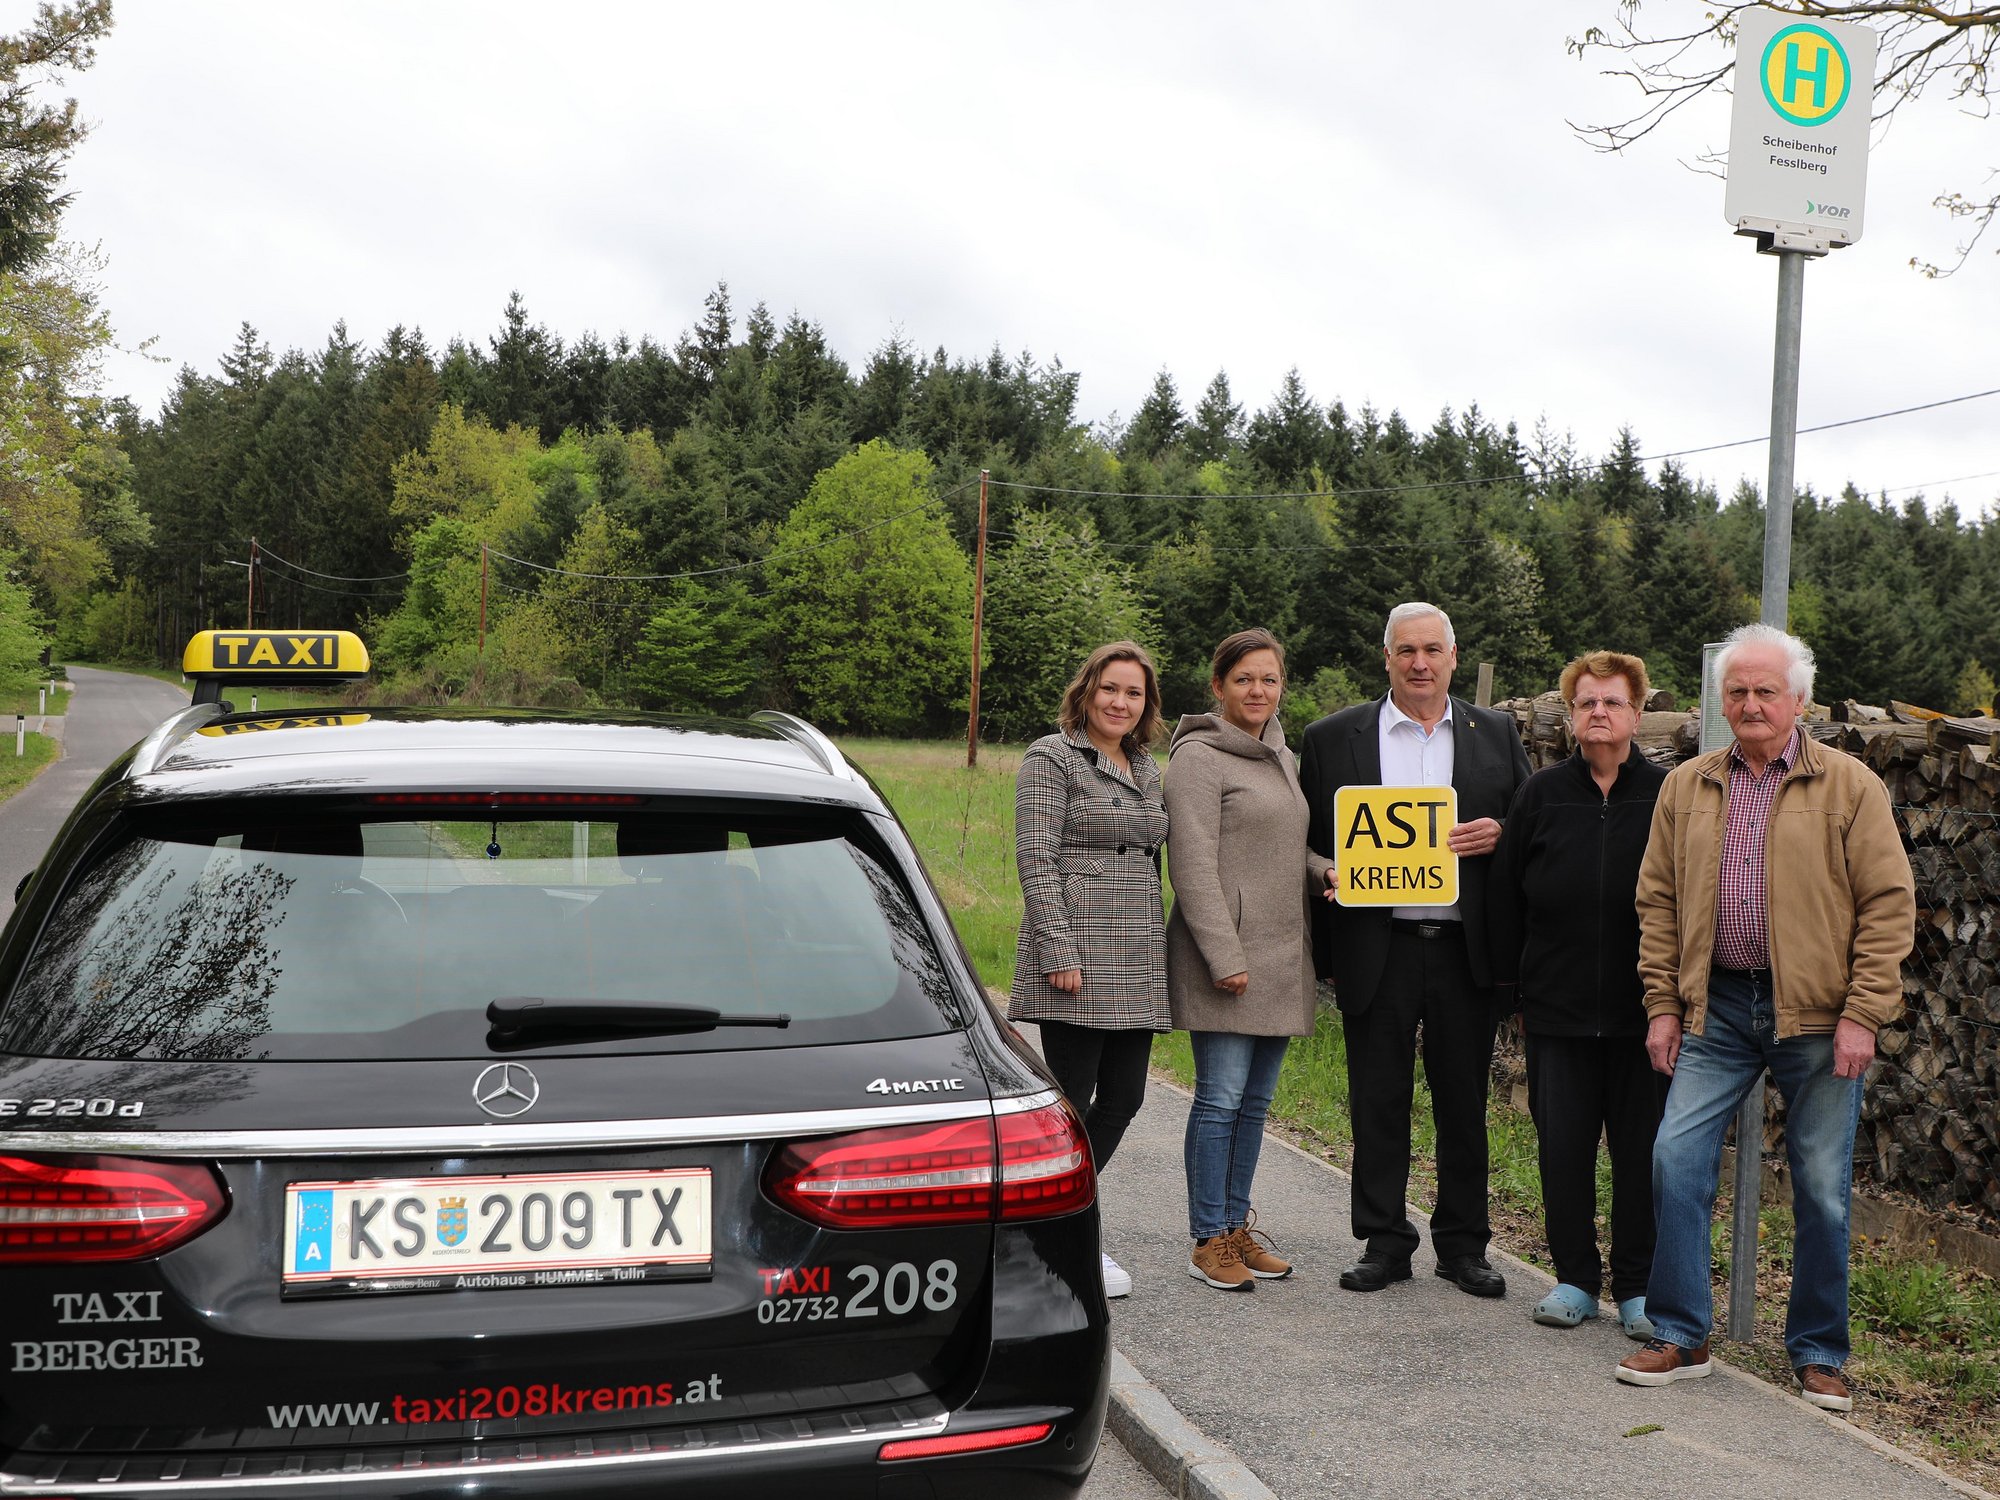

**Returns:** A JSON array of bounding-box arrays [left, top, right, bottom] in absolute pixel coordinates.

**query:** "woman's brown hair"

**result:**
[[1558, 649, 1650, 709], [1058, 640, 1163, 752], [1210, 627, 1286, 698]]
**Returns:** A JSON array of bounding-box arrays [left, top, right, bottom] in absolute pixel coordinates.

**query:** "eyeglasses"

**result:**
[[1570, 696, 1634, 714]]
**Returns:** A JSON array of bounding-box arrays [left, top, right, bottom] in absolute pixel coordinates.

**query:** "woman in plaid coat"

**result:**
[[1010, 640, 1170, 1298]]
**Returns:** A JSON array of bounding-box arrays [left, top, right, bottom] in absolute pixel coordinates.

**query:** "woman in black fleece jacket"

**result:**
[[1490, 651, 1668, 1339]]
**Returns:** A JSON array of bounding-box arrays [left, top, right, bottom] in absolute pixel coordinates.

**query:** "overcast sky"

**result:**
[[46, 1, 2000, 515]]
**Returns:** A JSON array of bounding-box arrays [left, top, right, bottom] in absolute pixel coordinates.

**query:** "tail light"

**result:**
[[0, 1154, 228, 1263], [995, 1101, 1094, 1219], [765, 1100, 1093, 1229]]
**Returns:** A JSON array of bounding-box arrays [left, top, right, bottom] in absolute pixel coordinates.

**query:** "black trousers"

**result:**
[[1524, 1031, 1670, 1302], [1037, 1020, 1153, 1171], [1341, 923, 1497, 1263]]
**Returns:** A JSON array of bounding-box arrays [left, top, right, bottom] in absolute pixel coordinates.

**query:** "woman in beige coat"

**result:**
[[1165, 629, 1336, 1290]]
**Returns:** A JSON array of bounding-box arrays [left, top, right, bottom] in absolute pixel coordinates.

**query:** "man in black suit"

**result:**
[[1300, 602, 1532, 1296]]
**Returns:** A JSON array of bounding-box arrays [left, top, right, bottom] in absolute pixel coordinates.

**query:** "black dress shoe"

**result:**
[[1434, 1255, 1506, 1297], [1338, 1255, 1413, 1292]]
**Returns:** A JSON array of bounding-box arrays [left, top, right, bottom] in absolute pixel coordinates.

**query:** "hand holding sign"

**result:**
[[1445, 817, 1502, 858], [1331, 787, 1459, 907]]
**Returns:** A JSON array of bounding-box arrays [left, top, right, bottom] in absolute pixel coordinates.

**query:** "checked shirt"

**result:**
[[1713, 727, 1802, 972]]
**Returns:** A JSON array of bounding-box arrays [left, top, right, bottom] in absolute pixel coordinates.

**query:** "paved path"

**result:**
[[1094, 1066, 1989, 1500], [0, 666, 190, 917]]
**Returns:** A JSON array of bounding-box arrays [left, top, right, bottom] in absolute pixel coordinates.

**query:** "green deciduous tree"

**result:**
[[0, 553, 48, 690], [766, 441, 972, 734]]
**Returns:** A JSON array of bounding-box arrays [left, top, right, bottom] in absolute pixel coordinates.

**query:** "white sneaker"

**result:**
[[1100, 1251, 1132, 1298]]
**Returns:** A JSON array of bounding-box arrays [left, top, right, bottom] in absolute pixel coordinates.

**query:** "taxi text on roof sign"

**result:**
[[183, 630, 370, 677], [196, 714, 372, 737], [1332, 785, 1458, 908]]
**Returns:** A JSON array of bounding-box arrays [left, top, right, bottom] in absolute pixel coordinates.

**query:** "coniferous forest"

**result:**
[[13, 281, 2000, 738], [6, 4, 2000, 741]]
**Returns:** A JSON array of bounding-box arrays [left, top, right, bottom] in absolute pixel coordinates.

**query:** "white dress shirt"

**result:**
[[1377, 694, 1459, 922]]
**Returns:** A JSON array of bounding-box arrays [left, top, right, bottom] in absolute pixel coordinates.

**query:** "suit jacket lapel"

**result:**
[[1450, 695, 1477, 789], [1352, 697, 1385, 784]]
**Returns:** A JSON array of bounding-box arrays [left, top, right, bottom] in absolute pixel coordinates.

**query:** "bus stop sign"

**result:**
[[1724, 7, 1875, 248]]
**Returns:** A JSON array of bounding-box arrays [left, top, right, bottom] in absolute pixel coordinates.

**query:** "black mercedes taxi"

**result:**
[[0, 632, 1108, 1499]]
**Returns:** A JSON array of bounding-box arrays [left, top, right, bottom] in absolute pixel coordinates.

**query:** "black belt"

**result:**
[[1389, 919, 1460, 939], [1713, 964, 1773, 982]]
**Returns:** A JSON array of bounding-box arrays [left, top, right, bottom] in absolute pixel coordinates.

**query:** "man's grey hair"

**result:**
[[1715, 622, 1815, 700], [1383, 601, 1455, 651]]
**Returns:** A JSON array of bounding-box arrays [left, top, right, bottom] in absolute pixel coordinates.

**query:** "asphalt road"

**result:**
[[0, 665, 191, 917]]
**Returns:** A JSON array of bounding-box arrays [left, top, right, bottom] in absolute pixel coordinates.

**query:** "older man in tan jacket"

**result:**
[[1615, 624, 1914, 1414]]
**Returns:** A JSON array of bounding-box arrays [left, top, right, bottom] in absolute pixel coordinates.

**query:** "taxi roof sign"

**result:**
[[183, 630, 370, 704]]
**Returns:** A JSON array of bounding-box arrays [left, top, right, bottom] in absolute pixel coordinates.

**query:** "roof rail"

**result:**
[[749, 711, 854, 780], [130, 703, 228, 777]]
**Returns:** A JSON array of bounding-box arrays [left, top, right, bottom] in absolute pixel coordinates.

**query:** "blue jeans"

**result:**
[[1185, 1032, 1289, 1240], [1646, 967, 1864, 1368]]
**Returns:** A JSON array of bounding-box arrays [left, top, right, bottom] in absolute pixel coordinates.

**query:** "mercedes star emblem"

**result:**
[[472, 1062, 540, 1119]]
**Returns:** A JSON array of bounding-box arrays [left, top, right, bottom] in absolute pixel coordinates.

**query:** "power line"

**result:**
[[1878, 468, 2000, 499], [986, 386, 2000, 506], [985, 526, 1474, 556], [485, 478, 976, 584], [251, 545, 410, 583]]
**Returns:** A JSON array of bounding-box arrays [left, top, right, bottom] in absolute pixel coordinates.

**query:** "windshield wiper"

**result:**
[[486, 996, 792, 1039]]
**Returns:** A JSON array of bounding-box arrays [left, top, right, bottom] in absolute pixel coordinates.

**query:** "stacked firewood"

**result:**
[[1832, 707, 2000, 1217], [1491, 693, 2000, 1220]]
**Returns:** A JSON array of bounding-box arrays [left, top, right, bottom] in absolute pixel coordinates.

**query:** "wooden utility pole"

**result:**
[[965, 470, 990, 767], [246, 537, 258, 628], [479, 544, 490, 655]]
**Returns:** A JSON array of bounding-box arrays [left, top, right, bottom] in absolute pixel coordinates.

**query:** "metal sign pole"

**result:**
[[1727, 244, 1808, 1342]]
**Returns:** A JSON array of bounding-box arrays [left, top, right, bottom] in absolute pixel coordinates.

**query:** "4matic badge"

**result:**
[[864, 1077, 965, 1095]]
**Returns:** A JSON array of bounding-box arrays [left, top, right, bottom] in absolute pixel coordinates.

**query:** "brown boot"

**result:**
[[1187, 1234, 1256, 1291], [1224, 1213, 1292, 1279]]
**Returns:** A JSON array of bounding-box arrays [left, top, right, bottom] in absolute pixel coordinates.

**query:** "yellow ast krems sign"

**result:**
[[1332, 786, 1458, 908]]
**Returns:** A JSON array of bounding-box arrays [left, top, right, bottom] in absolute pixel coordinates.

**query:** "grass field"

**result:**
[[0, 731, 58, 801], [837, 739, 1030, 991], [0, 680, 71, 718]]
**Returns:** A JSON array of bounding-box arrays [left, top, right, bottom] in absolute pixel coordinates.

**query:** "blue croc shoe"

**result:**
[[1618, 1297, 1655, 1341], [1531, 1284, 1599, 1328]]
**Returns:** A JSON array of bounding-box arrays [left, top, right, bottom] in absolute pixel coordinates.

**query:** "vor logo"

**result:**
[[1806, 200, 1852, 219], [1761, 23, 1852, 127]]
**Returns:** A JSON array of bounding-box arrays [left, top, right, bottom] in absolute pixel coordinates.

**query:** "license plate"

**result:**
[[282, 1168, 712, 1298]]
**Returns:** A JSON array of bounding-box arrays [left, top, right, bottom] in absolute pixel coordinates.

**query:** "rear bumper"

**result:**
[[0, 1223, 1111, 1500], [0, 1396, 1097, 1499]]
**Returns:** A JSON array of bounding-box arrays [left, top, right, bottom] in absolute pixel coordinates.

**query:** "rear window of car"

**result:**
[[0, 804, 965, 1061]]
